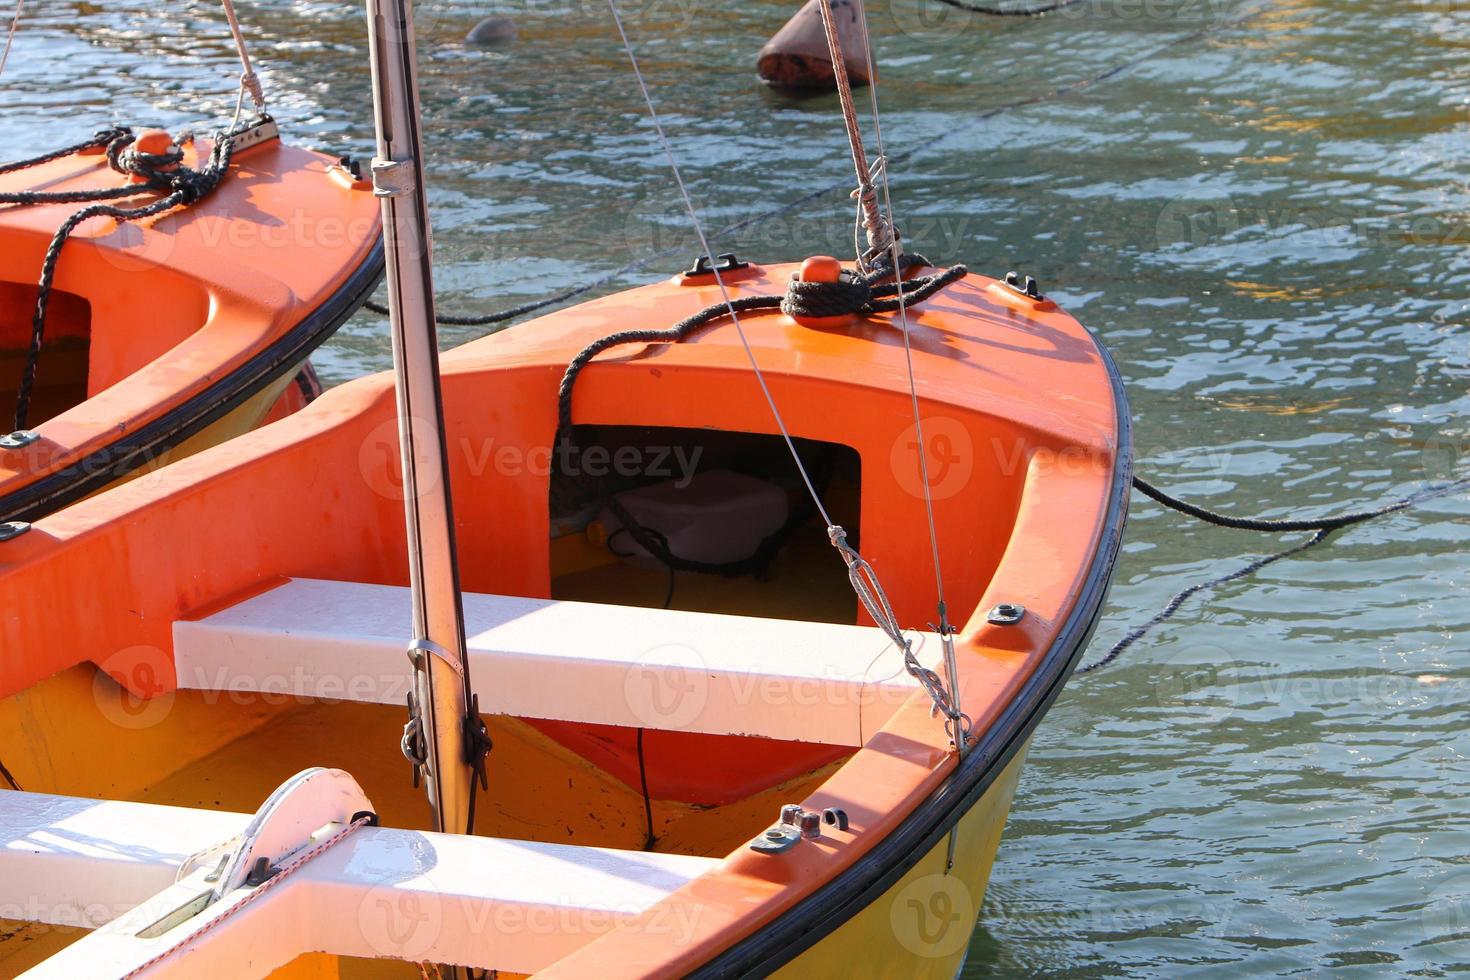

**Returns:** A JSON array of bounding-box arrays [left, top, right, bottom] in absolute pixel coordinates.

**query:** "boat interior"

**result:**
[[0, 264, 1118, 975]]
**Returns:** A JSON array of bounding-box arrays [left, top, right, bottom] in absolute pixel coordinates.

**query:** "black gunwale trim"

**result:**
[[1, 238, 385, 523], [691, 331, 1135, 979]]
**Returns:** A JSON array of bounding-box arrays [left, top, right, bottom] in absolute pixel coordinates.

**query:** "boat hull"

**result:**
[[0, 127, 385, 522], [0, 259, 1128, 977]]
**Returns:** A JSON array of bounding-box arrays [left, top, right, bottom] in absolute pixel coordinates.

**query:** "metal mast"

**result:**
[[363, 0, 484, 836]]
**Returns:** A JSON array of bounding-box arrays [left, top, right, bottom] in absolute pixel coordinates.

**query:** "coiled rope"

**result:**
[[3, 127, 240, 430], [1077, 473, 1470, 674]]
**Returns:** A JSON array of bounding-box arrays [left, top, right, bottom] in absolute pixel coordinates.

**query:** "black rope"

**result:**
[[0, 126, 131, 179], [12, 129, 236, 431], [1078, 474, 1470, 673], [0, 754, 20, 792], [1129, 475, 1453, 533], [555, 255, 959, 578], [635, 728, 658, 852], [929, 0, 1083, 14]]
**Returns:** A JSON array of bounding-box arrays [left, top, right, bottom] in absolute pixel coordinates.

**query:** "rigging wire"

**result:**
[[848, 0, 958, 673], [0, 0, 22, 83], [219, 0, 266, 129], [361, 0, 1285, 330], [602, 0, 835, 531], [603, 0, 969, 741]]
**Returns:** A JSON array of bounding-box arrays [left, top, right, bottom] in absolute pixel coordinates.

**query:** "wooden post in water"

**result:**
[[757, 0, 873, 93]]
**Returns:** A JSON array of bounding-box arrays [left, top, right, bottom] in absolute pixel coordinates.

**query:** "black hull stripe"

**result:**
[[692, 333, 1135, 978], [1, 239, 385, 523]]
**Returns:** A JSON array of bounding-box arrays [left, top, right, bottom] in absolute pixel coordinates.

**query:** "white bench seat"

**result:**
[[2, 789, 715, 976], [173, 578, 936, 745]]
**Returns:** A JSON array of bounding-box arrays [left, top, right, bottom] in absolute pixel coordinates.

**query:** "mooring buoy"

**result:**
[[466, 16, 518, 44], [757, 0, 872, 93]]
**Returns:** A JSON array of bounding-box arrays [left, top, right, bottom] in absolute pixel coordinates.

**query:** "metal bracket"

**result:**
[[0, 522, 30, 542], [749, 804, 849, 854], [407, 637, 465, 678], [370, 156, 417, 198], [987, 602, 1026, 625], [226, 116, 280, 154], [0, 430, 39, 450], [1000, 271, 1045, 301], [684, 252, 748, 277]]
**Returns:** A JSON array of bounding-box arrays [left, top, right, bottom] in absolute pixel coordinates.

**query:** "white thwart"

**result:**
[[0, 792, 249, 932], [2, 789, 715, 976], [174, 578, 937, 745]]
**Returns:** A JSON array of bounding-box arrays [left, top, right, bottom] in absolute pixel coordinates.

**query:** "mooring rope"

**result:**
[[929, 0, 1084, 15], [1077, 473, 1470, 674], [219, 0, 266, 128]]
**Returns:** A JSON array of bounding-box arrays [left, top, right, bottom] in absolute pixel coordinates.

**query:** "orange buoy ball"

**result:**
[[799, 255, 843, 284], [128, 129, 180, 184], [791, 255, 856, 330]]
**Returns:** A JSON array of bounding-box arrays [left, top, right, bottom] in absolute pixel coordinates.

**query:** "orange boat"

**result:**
[[0, 251, 1129, 976], [0, 119, 384, 523]]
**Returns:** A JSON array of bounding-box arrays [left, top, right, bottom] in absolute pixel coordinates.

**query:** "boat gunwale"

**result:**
[[685, 325, 1135, 978], [0, 238, 386, 523]]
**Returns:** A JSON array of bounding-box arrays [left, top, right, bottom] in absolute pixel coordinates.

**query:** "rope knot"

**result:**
[[781, 270, 871, 319], [780, 254, 969, 322]]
